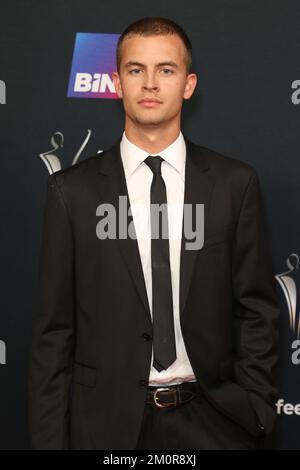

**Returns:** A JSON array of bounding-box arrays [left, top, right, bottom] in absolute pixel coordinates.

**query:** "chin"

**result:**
[[135, 113, 167, 125]]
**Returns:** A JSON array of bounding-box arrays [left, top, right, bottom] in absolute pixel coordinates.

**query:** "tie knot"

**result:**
[[144, 155, 164, 175]]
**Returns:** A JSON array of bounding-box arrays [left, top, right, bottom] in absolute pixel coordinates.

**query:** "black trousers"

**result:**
[[136, 382, 264, 450]]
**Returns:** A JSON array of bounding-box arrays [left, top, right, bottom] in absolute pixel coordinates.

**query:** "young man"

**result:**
[[28, 17, 280, 450]]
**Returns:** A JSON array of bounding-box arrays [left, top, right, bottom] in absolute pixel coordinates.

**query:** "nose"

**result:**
[[142, 72, 159, 92]]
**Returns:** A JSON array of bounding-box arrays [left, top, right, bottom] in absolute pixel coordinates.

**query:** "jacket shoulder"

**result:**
[[198, 143, 256, 176], [47, 151, 105, 189], [188, 141, 259, 191]]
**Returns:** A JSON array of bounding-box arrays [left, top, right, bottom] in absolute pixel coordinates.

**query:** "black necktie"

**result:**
[[144, 155, 177, 371]]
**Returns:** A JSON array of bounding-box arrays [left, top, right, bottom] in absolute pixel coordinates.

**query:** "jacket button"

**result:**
[[141, 333, 152, 341], [258, 423, 265, 431], [138, 379, 148, 387]]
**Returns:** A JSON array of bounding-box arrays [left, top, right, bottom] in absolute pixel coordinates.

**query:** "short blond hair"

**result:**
[[116, 17, 193, 74]]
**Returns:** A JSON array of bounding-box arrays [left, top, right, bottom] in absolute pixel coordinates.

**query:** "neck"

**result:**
[[124, 119, 181, 154]]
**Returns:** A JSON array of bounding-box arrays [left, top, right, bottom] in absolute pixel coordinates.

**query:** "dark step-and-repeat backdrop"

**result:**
[[0, 0, 299, 450]]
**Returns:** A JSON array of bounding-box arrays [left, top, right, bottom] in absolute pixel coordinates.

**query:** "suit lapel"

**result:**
[[179, 136, 215, 318], [96, 134, 215, 324], [96, 136, 152, 322]]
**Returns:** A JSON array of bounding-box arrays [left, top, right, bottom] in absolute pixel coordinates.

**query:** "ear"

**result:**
[[183, 73, 198, 100], [112, 71, 123, 98]]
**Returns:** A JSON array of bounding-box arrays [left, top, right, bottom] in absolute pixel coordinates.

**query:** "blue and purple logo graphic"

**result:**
[[67, 33, 120, 99]]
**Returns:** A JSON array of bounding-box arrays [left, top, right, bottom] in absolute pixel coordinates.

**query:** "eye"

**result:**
[[129, 69, 142, 75], [161, 69, 174, 75]]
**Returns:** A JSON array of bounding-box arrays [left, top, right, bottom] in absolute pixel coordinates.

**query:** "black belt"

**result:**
[[146, 381, 201, 408]]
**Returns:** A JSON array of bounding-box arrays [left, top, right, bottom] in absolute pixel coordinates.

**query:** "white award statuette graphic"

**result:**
[[0, 80, 6, 104], [0, 340, 6, 365], [39, 129, 103, 174], [276, 253, 300, 339]]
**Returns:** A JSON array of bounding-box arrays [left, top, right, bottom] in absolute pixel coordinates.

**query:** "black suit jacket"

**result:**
[[28, 134, 280, 449]]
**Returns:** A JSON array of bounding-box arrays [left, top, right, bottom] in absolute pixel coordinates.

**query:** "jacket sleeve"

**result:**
[[28, 174, 75, 449], [232, 169, 280, 437]]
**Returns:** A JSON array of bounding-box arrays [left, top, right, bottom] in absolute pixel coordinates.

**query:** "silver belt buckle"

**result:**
[[153, 387, 177, 408]]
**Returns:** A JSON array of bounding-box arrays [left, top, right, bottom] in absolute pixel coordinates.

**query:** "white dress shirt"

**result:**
[[120, 130, 197, 386]]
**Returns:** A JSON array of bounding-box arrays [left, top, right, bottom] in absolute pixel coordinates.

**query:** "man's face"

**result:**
[[113, 34, 197, 127]]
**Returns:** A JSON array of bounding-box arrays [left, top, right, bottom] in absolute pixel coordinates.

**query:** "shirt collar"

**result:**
[[120, 130, 186, 180]]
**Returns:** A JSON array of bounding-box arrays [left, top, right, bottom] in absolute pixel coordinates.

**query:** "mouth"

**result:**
[[138, 99, 162, 108]]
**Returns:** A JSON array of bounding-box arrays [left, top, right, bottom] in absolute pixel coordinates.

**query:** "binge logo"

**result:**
[[0, 80, 6, 104], [0, 340, 6, 365], [67, 33, 120, 99]]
